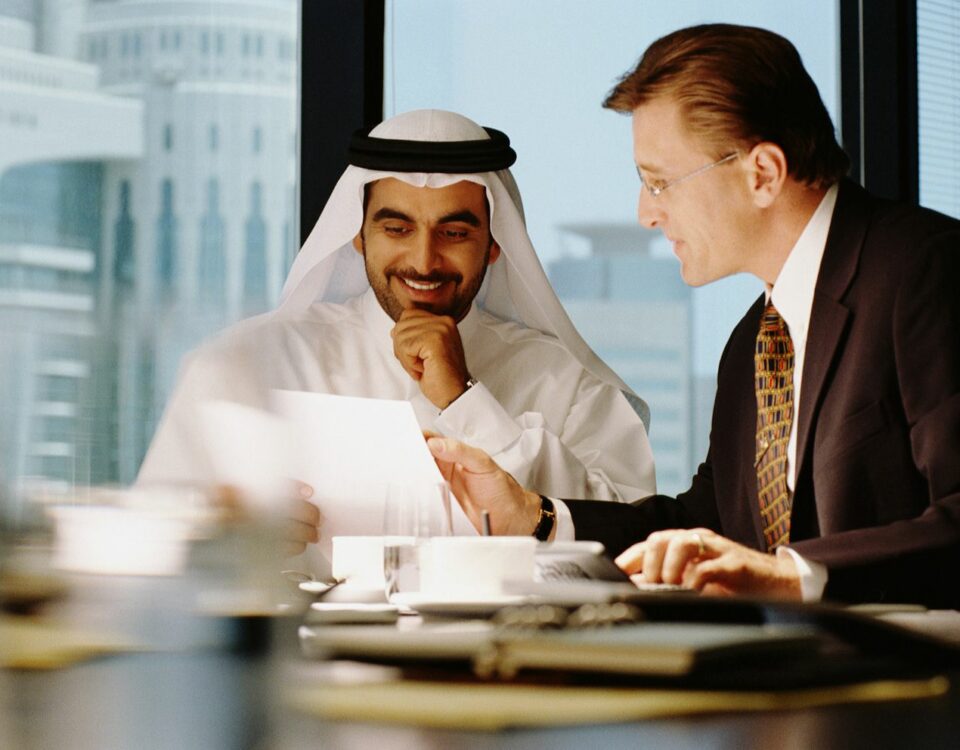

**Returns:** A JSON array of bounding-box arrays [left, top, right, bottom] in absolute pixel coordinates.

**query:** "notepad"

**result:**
[[475, 622, 821, 679]]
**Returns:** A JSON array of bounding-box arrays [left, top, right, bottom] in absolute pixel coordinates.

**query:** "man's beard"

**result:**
[[363, 244, 492, 322]]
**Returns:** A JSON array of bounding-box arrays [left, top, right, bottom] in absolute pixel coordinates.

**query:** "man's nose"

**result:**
[[409, 232, 442, 272], [637, 188, 662, 230]]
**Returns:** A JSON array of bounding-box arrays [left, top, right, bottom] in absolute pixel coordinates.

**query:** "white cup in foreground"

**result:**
[[50, 504, 192, 576], [420, 537, 537, 599], [331, 536, 390, 589]]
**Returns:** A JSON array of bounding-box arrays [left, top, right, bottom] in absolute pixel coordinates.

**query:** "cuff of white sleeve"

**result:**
[[434, 382, 523, 455], [549, 498, 575, 541], [777, 546, 828, 602]]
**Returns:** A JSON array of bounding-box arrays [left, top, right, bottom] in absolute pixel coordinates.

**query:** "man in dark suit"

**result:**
[[427, 23, 960, 607]]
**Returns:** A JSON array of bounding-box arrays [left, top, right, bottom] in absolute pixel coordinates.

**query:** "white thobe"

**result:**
[[139, 289, 656, 507]]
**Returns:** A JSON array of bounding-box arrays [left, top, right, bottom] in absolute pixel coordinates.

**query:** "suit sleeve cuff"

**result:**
[[777, 546, 828, 602], [434, 381, 523, 455]]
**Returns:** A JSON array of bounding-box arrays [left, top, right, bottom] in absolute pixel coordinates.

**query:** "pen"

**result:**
[[482, 510, 492, 536]]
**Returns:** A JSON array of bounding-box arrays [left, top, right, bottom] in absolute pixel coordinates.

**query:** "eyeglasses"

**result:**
[[637, 152, 738, 198]]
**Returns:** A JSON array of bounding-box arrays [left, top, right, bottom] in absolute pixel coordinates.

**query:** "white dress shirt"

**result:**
[[767, 184, 838, 600]]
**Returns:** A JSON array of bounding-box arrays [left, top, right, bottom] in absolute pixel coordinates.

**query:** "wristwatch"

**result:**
[[532, 495, 556, 541]]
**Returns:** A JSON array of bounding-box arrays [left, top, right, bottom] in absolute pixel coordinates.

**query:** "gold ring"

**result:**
[[691, 532, 706, 557]]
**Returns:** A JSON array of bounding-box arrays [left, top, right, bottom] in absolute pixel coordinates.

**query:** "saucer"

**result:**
[[389, 592, 528, 618]]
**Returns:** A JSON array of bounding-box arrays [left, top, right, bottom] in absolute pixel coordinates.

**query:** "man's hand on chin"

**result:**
[[426, 436, 543, 537], [615, 529, 802, 600], [391, 308, 471, 409]]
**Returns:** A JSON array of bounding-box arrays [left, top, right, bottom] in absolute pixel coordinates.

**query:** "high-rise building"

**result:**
[[0, 0, 298, 494], [548, 224, 696, 496], [0, 4, 140, 494], [81, 0, 298, 481]]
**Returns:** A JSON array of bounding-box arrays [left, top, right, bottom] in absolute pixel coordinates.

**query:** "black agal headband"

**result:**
[[347, 126, 517, 173]]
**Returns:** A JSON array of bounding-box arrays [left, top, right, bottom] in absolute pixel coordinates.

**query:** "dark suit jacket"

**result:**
[[568, 180, 960, 607]]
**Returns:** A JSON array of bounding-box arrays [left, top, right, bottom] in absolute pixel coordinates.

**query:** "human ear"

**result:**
[[487, 241, 501, 265], [351, 233, 363, 254], [745, 142, 787, 208]]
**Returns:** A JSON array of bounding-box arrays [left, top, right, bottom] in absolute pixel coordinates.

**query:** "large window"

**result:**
[[386, 0, 840, 494], [4, 1, 952, 509], [918, 0, 960, 218], [0, 0, 299, 499]]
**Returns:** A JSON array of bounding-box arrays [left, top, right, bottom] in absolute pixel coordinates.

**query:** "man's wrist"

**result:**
[[777, 546, 827, 602], [438, 374, 477, 410], [530, 494, 556, 541]]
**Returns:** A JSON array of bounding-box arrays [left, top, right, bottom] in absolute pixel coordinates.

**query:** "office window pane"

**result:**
[[918, 0, 960, 219], [387, 1, 840, 495], [0, 0, 299, 501]]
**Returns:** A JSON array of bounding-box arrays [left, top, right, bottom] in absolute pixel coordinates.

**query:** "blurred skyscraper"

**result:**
[[0, 0, 298, 498], [548, 224, 707, 496]]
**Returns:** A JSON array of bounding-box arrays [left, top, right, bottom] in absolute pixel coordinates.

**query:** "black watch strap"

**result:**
[[532, 495, 556, 541]]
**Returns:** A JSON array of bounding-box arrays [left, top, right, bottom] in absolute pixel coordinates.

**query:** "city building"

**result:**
[[548, 223, 697, 496], [0, 0, 298, 494], [0, 2, 140, 494]]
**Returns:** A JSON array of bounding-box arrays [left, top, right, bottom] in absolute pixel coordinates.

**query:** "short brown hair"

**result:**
[[604, 24, 849, 188]]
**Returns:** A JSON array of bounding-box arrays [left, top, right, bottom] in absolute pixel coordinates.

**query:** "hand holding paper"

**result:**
[[199, 392, 465, 578]]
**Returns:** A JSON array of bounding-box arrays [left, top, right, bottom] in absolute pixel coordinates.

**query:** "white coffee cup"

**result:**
[[420, 537, 537, 599]]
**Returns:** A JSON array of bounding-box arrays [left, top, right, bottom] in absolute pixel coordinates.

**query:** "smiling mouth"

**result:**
[[401, 278, 444, 291]]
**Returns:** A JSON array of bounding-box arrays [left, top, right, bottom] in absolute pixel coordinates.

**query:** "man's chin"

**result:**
[[678, 264, 711, 288], [405, 300, 464, 318]]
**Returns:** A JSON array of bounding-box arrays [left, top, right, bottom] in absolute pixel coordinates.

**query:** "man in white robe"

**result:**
[[138, 109, 655, 546]]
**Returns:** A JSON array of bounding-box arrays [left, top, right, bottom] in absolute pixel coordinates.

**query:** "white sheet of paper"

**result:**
[[198, 400, 296, 514], [198, 392, 477, 579], [270, 390, 452, 576]]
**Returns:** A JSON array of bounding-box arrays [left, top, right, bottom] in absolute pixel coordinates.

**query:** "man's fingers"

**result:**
[[289, 498, 321, 527], [394, 348, 424, 380], [638, 531, 670, 582], [660, 532, 711, 583], [427, 436, 498, 475], [292, 481, 314, 499], [282, 497, 321, 557], [286, 518, 320, 544], [616, 531, 801, 600], [282, 517, 320, 557], [614, 543, 647, 574]]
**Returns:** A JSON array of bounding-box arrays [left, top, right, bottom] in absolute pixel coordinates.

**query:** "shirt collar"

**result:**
[[360, 287, 481, 344], [768, 184, 839, 344]]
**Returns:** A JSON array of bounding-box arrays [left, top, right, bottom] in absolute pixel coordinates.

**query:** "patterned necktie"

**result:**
[[754, 303, 795, 551]]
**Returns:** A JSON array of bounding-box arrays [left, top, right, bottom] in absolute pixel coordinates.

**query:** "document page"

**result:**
[[271, 390, 446, 575], [199, 392, 449, 577]]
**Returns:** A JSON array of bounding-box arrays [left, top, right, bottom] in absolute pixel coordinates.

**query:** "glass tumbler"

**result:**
[[382, 481, 452, 601]]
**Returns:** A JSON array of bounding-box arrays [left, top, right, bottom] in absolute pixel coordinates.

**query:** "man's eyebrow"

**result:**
[[371, 207, 413, 222], [437, 210, 481, 227]]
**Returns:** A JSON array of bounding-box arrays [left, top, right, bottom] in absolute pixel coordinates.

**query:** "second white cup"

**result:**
[[420, 537, 537, 599]]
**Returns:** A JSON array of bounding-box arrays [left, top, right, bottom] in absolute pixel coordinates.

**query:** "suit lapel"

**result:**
[[794, 181, 872, 482]]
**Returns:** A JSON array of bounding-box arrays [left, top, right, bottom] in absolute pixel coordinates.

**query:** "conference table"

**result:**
[[8, 644, 960, 749], [6, 573, 960, 750]]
